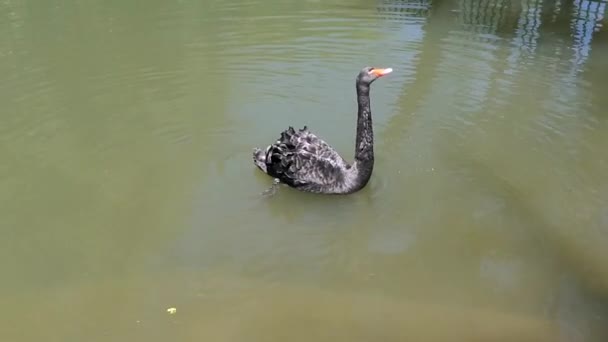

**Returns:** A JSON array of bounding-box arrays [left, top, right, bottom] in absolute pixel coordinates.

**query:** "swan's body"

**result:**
[[252, 66, 392, 195], [253, 126, 362, 194]]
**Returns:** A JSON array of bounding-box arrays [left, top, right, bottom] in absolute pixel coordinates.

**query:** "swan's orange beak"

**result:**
[[372, 68, 393, 77]]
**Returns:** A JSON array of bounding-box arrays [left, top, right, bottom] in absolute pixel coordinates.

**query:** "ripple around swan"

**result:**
[[211, 12, 423, 118]]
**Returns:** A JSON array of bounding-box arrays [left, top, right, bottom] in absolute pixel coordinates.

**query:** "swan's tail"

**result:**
[[254, 126, 307, 176], [252, 147, 268, 173]]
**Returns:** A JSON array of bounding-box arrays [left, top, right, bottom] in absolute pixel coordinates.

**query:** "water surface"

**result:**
[[1, 0, 607, 341]]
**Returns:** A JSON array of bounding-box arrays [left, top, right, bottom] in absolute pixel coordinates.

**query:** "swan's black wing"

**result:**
[[264, 126, 351, 193]]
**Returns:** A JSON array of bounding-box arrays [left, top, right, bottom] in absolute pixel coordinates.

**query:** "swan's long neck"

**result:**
[[352, 83, 374, 186]]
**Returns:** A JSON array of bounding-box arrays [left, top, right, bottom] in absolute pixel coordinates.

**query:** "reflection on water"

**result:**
[[1, 0, 607, 341]]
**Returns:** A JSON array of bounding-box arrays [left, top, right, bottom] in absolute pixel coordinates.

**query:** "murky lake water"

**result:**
[[1, 0, 607, 340]]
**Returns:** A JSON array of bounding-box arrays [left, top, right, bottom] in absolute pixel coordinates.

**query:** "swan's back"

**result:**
[[259, 126, 355, 193]]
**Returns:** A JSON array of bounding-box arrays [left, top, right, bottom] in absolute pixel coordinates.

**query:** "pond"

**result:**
[[1, 0, 607, 340]]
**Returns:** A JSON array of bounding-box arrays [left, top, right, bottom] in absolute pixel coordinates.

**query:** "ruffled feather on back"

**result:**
[[259, 126, 353, 193]]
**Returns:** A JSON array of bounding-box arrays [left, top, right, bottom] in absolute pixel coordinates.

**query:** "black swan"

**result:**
[[253, 66, 393, 195]]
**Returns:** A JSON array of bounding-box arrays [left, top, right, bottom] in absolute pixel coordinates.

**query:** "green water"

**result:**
[[1, 0, 607, 340]]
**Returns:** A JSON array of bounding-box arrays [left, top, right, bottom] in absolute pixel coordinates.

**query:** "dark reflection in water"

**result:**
[[375, 0, 608, 339]]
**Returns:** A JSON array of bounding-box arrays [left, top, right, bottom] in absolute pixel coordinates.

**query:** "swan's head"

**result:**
[[357, 66, 393, 85]]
